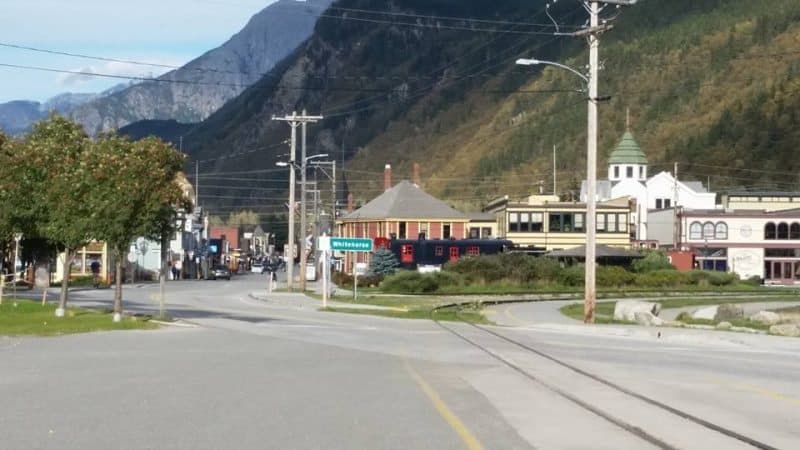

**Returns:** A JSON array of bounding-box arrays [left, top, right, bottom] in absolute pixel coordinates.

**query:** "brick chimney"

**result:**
[[347, 192, 354, 213], [413, 162, 421, 186], [384, 164, 392, 191]]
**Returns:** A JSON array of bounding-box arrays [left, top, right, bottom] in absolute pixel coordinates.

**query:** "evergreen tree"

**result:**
[[369, 248, 400, 276]]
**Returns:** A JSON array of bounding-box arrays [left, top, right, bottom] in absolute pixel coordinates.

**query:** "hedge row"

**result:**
[[379, 267, 742, 293]]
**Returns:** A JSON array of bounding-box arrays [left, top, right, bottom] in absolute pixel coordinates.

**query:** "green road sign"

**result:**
[[330, 237, 373, 252]]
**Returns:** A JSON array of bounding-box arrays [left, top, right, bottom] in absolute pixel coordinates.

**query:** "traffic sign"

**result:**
[[323, 237, 373, 252]]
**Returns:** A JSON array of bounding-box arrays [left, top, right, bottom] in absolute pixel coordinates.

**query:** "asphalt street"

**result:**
[[2, 273, 799, 449]]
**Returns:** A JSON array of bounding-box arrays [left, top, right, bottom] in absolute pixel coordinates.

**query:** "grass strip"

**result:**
[[0, 299, 158, 336]]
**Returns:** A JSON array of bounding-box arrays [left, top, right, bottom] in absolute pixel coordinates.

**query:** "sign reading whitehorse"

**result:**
[[319, 237, 373, 252]]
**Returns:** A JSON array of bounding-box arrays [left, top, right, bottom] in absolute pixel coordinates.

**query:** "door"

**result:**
[[449, 246, 459, 262], [769, 261, 794, 284]]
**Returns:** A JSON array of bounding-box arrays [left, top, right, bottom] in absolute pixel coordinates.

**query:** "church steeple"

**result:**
[[608, 113, 648, 182]]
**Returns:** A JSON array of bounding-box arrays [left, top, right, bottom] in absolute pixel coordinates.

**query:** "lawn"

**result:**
[[321, 294, 490, 324], [0, 299, 158, 336]]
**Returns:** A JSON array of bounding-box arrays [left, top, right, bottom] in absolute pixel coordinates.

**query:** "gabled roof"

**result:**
[[608, 131, 647, 165], [343, 180, 467, 220]]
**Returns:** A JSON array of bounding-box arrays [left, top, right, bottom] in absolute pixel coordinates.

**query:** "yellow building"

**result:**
[[485, 194, 633, 253], [54, 241, 111, 283]]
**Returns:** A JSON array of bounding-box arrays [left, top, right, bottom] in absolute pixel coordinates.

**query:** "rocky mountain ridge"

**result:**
[[69, 0, 334, 135]]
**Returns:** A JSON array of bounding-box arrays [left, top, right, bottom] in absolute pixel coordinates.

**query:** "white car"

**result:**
[[250, 263, 264, 274]]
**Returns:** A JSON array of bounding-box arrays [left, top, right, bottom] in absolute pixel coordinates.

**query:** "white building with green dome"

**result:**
[[582, 129, 716, 242]]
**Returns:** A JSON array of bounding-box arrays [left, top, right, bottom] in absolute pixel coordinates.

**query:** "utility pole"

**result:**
[[583, 0, 600, 324], [272, 110, 322, 292]]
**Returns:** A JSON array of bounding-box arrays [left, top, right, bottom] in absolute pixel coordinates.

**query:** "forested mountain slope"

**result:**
[[170, 0, 800, 214]]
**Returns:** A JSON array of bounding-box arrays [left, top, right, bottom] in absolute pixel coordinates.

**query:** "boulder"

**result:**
[[691, 305, 718, 320], [749, 311, 781, 326], [714, 303, 744, 321], [614, 300, 662, 322], [769, 324, 800, 337], [634, 311, 665, 327], [715, 321, 732, 330]]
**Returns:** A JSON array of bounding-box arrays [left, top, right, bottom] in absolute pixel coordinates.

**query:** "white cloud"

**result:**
[[55, 59, 185, 88]]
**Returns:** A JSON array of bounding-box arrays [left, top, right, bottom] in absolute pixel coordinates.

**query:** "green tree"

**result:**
[[16, 116, 95, 316], [91, 134, 186, 320], [368, 247, 400, 276]]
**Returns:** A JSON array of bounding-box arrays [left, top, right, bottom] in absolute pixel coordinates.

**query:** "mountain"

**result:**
[[69, 0, 335, 135], [0, 89, 106, 135], [0, 101, 42, 135], [133, 0, 800, 215]]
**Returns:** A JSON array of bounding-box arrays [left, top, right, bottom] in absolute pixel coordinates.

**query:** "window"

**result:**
[[690, 222, 702, 239], [791, 223, 800, 240], [702, 222, 715, 239], [778, 222, 789, 239], [655, 199, 662, 209], [614, 166, 619, 178], [443, 224, 451, 239], [530, 213, 543, 232], [420, 222, 429, 237], [574, 213, 584, 232], [520, 212, 531, 232], [765, 222, 776, 240], [607, 213, 617, 232], [399, 222, 407, 239], [508, 213, 519, 232], [596, 213, 606, 231], [714, 222, 728, 240], [469, 227, 480, 239], [466, 246, 479, 256], [481, 227, 492, 238], [549, 213, 576, 232], [639, 166, 644, 178], [434, 246, 444, 256], [617, 214, 627, 232], [626, 166, 633, 178], [664, 199, 671, 208]]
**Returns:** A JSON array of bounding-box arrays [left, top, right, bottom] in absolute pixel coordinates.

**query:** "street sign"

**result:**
[[326, 237, 372, 252]]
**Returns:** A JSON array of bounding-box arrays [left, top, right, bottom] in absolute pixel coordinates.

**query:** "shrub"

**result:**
[[529, 257, 561, 284], [597, 266, 636, 288], [558, 264, 585, 286], [332, 271, 383, 288], [381, 270, 439, 293], [432, 270, 464, 288], [631, 250, 675, 273], [688, 270, 737, 286], [635, 269, 688, 288]]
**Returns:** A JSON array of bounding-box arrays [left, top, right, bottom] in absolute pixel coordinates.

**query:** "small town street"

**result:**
[[2, 274, 798, 449]]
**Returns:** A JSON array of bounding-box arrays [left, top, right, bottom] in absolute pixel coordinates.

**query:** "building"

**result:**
[[337, 180, 469, 272], [721, 191, 800, 212], [484, 194, 633, 253], [650, 207, 800, 284], [581, 130, 716, 242]]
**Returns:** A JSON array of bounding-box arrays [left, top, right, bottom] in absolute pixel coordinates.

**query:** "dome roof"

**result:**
[[608, 131, 647, 165]]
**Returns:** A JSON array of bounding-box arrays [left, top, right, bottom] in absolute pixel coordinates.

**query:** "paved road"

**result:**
[[2, 275, 799, 449]]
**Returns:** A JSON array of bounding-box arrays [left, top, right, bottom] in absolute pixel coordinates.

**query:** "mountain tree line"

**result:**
[[0, 115, 187, 318]]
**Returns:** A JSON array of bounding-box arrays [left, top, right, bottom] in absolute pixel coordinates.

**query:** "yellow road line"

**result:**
[[503, 304, 524, 325], [404, 361, 484, 450], [706, 376, 800, 406]]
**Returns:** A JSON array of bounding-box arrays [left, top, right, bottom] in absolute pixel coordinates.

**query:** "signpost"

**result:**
[[318, 237, 373, 307]]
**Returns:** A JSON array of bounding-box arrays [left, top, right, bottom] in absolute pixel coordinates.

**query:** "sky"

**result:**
[[0, 0, 278, 103]]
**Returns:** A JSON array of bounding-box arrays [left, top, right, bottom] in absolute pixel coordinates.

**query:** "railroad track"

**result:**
[[431, 302, 779, 450]]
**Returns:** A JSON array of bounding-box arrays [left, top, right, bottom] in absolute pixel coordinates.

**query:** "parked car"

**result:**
[[210, 265, 231, 280], [250, 263, 264, 274]]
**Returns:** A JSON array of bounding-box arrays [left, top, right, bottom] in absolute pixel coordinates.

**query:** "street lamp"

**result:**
[[515, 54, 600, 323]]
